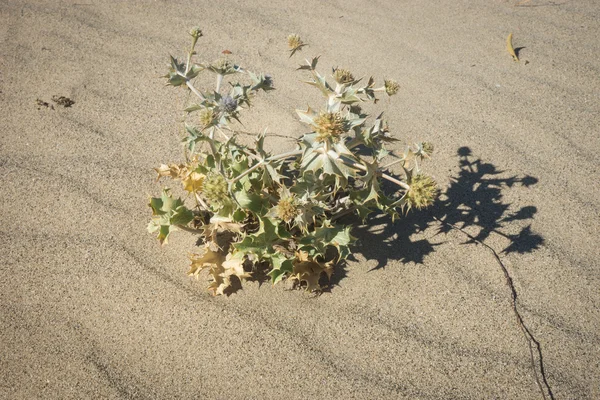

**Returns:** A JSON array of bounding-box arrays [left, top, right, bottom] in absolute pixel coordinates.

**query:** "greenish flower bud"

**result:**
[[209, 58, 238, 75], [200, 108, 216, 127], [384, 79, 400, 96], [333, 68, 354, 84], [276, 198, 299, 222], [406, 174, 438, 210], [422, 142, 434, 155], [314, 112, 346, 142], [203, 173, 228, 206], [189, 27, 203, 39]]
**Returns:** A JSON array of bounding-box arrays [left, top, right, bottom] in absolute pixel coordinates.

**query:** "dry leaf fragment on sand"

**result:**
[[507, 33, 519, 62]]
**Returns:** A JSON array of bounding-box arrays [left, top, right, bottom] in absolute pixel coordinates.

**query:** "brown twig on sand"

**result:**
[[432, 215, 555, 400]]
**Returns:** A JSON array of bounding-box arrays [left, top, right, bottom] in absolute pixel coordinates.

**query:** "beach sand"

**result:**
[[1, 0, 599, 398]]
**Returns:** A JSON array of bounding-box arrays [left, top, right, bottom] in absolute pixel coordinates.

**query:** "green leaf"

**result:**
[[300, 148, 357, 185], [267, 253, 294, 284], [304, 69, 334, 97], [147, 190, 194, 244], [233, 218, 287, 259], [296, 106, 318, 126], [297, 56, 320, 71], [234, 190, 267, 214], [299, 221, 355, 260]]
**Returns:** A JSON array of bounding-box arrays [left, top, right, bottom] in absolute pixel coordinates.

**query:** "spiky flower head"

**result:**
[[384, 79, 400, 96], [220, 95, 238, 114], [314, 112, 346, 142], [200, 108, 216, 127], [203, 173, 228, 206], [421, 142, 434, 155], [189, 27, 203, 39], [333, 68, 355, 84], [287, 34, 307, 56], [209, 58, 237, 75], [406, 174, 438, 210], [276, 197, 299, 223], [264, 74, 274, 88], [288, 34, 303, 50]]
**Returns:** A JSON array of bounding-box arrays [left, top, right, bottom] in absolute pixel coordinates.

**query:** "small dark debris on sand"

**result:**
[[36, 98, 54, 110], [36, 95, 75, 110], [52, 95, 75, 107]]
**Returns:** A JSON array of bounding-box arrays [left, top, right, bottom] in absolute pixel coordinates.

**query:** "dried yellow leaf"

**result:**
[[507, 33, 519, 62], [188, 247, 225, 276], [289, 251, 334, 292], [182, 171, 204, 193], [188, 247, 251, 296]]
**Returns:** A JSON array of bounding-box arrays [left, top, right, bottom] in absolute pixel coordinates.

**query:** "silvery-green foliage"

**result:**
[[149, 30, 438, 295]]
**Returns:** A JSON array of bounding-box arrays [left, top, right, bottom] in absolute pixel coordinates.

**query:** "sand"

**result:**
[[1, 0, 599, 398]]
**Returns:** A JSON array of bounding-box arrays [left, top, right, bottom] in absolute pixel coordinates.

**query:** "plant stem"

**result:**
[[229, 149, 303, 185], [216, 74, 224, 93], [195, 193, 210, 210], [315, 147, 411, 191], [185, 36, 199, 75], [330, 205, 358, 222], [186, 81, 206, 101], [380, 157, 406, 170]]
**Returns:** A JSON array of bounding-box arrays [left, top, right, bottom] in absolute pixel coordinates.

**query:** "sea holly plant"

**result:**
[[148, 28, 438, 295]]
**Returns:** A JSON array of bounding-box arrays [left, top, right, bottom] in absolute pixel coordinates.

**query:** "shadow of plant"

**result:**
[[434, 146, 543, 254], [335, 146, 543, 284]]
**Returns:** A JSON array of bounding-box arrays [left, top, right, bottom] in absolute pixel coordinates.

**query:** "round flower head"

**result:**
[[421, 142, 434, 155], [189, 27, 203, 39], [264, 74, 274, 88], [406, 174, 438, 210], [384, 79, 400, 96], [200, 108, 216, 127], [220, 96, 238, 114], [210, 58, 237, 75], [287, 34, 303, 50], [287, 34, 307, 56], [276, 197, 299, 223], [333, 68, 355, 84], [203, 173, 228, 206], [314, 112, 346, 142]]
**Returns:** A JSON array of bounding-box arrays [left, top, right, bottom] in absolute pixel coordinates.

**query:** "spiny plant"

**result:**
[[148, 28, 438, 295]]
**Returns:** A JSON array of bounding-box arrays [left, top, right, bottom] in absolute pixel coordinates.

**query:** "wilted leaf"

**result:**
[[288, 251, 334, 292], [189, 248, 251, 296], [200, 216, 244, 243], [507, 33, 519, 62], [182, 171, 204, 193], [189, 246, 226, 276], [154, 163, 185, 181]]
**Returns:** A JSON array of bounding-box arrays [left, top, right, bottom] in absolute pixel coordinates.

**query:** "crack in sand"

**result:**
[[433, 215, 555, 400]]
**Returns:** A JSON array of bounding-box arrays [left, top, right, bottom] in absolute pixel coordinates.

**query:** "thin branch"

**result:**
[[229, 149, 303, 185], [186, 80, 206, 101], [233, 129, 298, 140], [380, 157, 405, 170], [195, 193, 210, 211], [335, 155, 411, 191]]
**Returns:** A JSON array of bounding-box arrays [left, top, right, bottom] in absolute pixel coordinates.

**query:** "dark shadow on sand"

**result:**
[[329, 146, 544, 287]]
